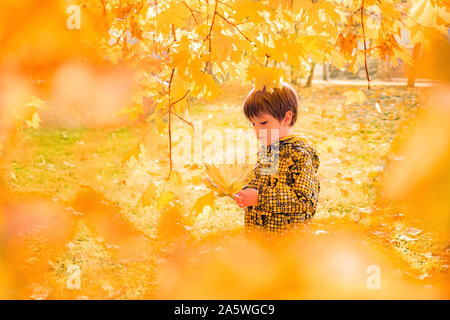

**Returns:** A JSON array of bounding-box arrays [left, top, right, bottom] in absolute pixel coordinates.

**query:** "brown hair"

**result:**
[[243, 82, 299, 126]]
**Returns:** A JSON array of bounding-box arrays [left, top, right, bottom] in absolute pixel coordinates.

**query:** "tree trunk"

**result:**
[[323, 63, 328, 81], [304, 62, 316, 88], [380, 59, 386, 80], [291, 68, 298, 85], [387, 58, 391, 81], [407, 43, 422, 87]]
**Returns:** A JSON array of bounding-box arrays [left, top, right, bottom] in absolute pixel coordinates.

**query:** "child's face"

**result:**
[[249, 112, 291, 146]]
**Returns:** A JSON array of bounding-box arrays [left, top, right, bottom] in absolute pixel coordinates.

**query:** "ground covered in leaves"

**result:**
[[2, 82, 449, 299]]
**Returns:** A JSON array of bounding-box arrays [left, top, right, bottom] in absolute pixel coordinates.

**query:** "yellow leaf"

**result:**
[[190, 174, 203, 184], [409, 0, 437, 27], [375, 100, 383, 114], [157, 191, 175, 211], [139, 181, 158, 208], [256, 41, 285, 64], [167, 170, 185, 187], [368, 171, 380, 179], [279, 0, 314, 15], [170, 73, 191, 104], [284, 38, 305, 69], [116, 105, 144, 121], [232, 0, 266, 24], [121, 143, 142, 165], [246, 65, 284, 91], [343, 89, 367, 105], [204, 163, 255, 197], [190, 59, 223, 99], [211, 31, 236, 61], [25, 112, 41, 129], [156, 1, 190, 29], [169, 35, 191, 73], [155, 117, 166, 134], [191, 191, 215, 217], [379, 0, 401, 21]]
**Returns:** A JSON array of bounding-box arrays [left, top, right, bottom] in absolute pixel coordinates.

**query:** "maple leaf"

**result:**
[[203, 163, 255, 198], [122, 143, 143, 165], [157, 191, 175, 211], [246, 65, 284, 91], [191, 191, 216, 218], [169, 35, 191, 73], [232, 0, 266, 24], [156, 1, 190, 30], [139, 181, 158, 208]]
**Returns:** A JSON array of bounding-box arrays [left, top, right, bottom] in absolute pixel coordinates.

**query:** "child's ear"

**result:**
[[283, 111, 293, 125]]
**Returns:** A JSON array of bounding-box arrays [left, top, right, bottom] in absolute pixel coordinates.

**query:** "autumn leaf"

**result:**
[[139, 181, 158, 208], [203, 163, 255, 198], [156, 1, 190, 30], [191, 191, 215, 218], [373, 99, 382, 114], [232, 0, 266, 24], [157, 191, 175, 211], [25, 112, 41, 129], [116, 104, 144, 121], [343, 89, 367, 105], [246, 65, 284, 91], [121, 143, 143, 165]]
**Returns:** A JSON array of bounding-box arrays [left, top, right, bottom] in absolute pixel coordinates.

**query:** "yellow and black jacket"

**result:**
[[243, 134, 320, 236]]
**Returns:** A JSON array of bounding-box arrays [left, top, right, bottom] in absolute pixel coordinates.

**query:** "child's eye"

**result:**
[[260, 121, 267, 125]]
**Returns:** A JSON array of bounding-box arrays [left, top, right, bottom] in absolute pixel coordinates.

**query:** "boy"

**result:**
[[233, 83, 320, 238]]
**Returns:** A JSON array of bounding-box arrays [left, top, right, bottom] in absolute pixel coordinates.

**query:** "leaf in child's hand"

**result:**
[[203, 177, 227, 197], [203, 163, 255, 197]]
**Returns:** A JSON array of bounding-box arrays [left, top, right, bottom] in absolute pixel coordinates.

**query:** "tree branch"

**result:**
[[216, 0, 232, 8], [167, 68, 175, 180], [182, 1, 200, 24], [172, 89, 191, 106], [171, 111, 193, 127], [361, 0, 371, 90], [215, 11, 256, 45]]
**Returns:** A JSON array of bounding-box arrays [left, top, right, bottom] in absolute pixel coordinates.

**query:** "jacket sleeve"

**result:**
[[255, 146, 319, 215]]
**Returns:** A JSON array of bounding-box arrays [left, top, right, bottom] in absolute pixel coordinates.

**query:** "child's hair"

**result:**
[[243, 82, 299, 126]]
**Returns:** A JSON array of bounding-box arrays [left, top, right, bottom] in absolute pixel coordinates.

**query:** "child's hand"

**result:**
[[233, 188, 259, 208]]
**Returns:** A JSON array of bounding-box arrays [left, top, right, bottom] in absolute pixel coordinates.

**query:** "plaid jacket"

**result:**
[[243, 134, 320, 235]]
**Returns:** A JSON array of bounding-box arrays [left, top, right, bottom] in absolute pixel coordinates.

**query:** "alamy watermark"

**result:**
[[66, 5, 81, 30], [66, 264, 81, 290], [171, 121, 280, 175], [366, 265, 381, 290]]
